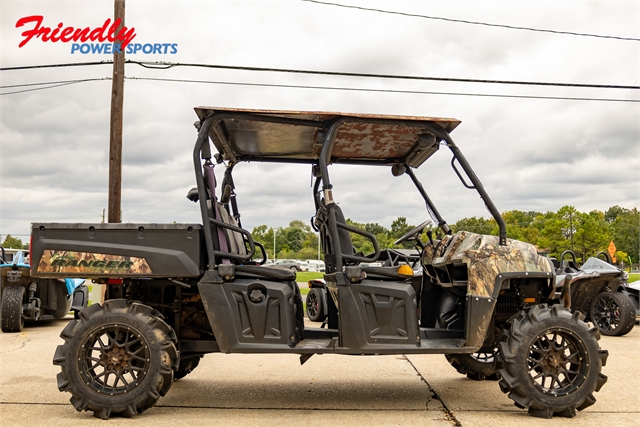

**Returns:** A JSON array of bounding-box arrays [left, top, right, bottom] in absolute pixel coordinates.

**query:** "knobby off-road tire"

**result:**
[[1, 285, 25, 332], [590, 292, 635, 337], [53, 299, 178, 419], [445, 348, 500, 381], [174, 355, 202, 380], [306, 288, 325, 322], [497, 304, 608, 419]]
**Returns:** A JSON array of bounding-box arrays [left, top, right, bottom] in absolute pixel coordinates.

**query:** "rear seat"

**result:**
[[188, 180, 295, 282]]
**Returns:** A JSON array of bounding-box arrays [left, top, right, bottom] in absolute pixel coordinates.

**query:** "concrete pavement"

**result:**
[[1, 316, 638, 426]]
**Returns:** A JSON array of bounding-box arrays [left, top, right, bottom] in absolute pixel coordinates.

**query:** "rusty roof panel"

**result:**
[[194, 107, 460, 165], [333, 122, 419, 159]]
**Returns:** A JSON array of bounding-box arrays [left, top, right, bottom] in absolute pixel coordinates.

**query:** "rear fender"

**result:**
[[71, 285, 88, 312]]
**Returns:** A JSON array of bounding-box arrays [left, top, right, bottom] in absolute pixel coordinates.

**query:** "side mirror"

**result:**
[[391, 164, 406, 177]]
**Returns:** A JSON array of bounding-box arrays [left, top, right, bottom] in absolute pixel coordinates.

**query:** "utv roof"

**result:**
[[194, 107, 460, 166]]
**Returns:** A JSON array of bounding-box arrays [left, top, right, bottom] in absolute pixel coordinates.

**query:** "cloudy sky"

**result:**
[[1, 0, 638, 243]]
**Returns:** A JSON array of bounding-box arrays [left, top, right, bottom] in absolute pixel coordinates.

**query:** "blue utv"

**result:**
[[0, 246, 88, 332]]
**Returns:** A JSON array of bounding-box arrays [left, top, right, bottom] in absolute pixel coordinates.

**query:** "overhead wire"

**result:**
[[1, 71, 635, 101], [1, 60, 638, 90], [0, 77, 110, 95], [126, 76, 639, 103], [301, 0, 640, 42], [0, 61, 109, 71]]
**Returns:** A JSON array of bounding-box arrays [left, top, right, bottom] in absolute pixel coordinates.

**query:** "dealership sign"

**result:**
[[15, 15, 177, 54]]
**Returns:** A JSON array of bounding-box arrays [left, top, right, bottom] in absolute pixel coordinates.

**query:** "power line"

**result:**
[[1, 78, 109, 89], [129, 60, 640, 90], [0, 78, 110, 95], [0, 61, 109, 71], [2, 60, 638, 90], [1, 70, 635, 102], [302, 0, 640, 42], [126, 76, 639, 103]]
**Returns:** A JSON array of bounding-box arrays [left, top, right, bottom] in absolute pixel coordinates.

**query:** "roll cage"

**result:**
[[191, 107, 507, 272]]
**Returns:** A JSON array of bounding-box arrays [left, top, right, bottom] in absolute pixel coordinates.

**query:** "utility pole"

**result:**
[[108, 0, 125, 223], [569, 211, 574, 254], [273, 229, 277, 260]]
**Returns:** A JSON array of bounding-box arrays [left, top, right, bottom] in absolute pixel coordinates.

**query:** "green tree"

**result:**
[[610, 208, 639, 263], [285, 220, 314, 253], [389, 217, 416, 249], [302, 232, 319, 258], [574, 210, 610, 261], [346, 219, 375, 254], [250, 225, 286, 259], [537, 207, 578, 257], [604, 205, 629, 223], [452, 216, 495, 235], [494, 210, 542, 244], [251, 225, 269, 244], [615, 250, 629, 265], [364, 222, 387, 236], [2, 235, 26, 249]]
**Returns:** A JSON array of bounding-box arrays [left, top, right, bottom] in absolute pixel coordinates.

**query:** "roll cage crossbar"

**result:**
[[193, 110, 507, 271]]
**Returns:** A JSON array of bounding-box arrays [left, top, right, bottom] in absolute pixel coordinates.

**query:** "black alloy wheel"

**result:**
[[53, 300, 178, 419], [306, 288, 324, 322], [446, 348, 500, 381], [590, 292, 635, 336], [497, 304, 608, 419]]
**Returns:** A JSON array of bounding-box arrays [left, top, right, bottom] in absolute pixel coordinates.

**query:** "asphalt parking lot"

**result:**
[[1, 316, 638, 427]]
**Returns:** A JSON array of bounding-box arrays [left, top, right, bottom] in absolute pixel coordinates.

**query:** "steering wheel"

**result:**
[[393, 219, 432, 246]]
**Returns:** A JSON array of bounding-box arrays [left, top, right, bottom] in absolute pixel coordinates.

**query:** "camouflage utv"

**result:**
[[30, 108, 608, 420]]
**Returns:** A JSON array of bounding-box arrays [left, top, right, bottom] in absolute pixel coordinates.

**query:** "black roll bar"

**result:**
[[316, 115, 506, 245], [595, 251, 613, 264], [318, 119, 348, 271], [559, 250, 578, 269], [193, 115, 218, 270], [196, 112, 508, 273], [195, 112, 325, 269], [208, 217, 256, 262], [336, 222, 381, 263], [419, 123, 507, 245]]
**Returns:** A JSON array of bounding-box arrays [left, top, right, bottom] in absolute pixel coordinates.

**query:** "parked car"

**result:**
[[306, 259, 325, 272], [272, 259, 306, 272], [306, 278, 328, 321]]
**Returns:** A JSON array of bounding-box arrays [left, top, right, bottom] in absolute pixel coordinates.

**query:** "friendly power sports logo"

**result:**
[[16, 15, 178, 55]]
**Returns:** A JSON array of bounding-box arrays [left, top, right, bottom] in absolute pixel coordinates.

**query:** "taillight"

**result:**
[[107, 278, 124, 285]]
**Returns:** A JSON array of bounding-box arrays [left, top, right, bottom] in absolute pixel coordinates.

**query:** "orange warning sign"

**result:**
[[608, 240, 617, 263]]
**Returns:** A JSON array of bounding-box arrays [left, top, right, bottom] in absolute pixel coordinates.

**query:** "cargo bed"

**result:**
[[30, 223, 205, 278]]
